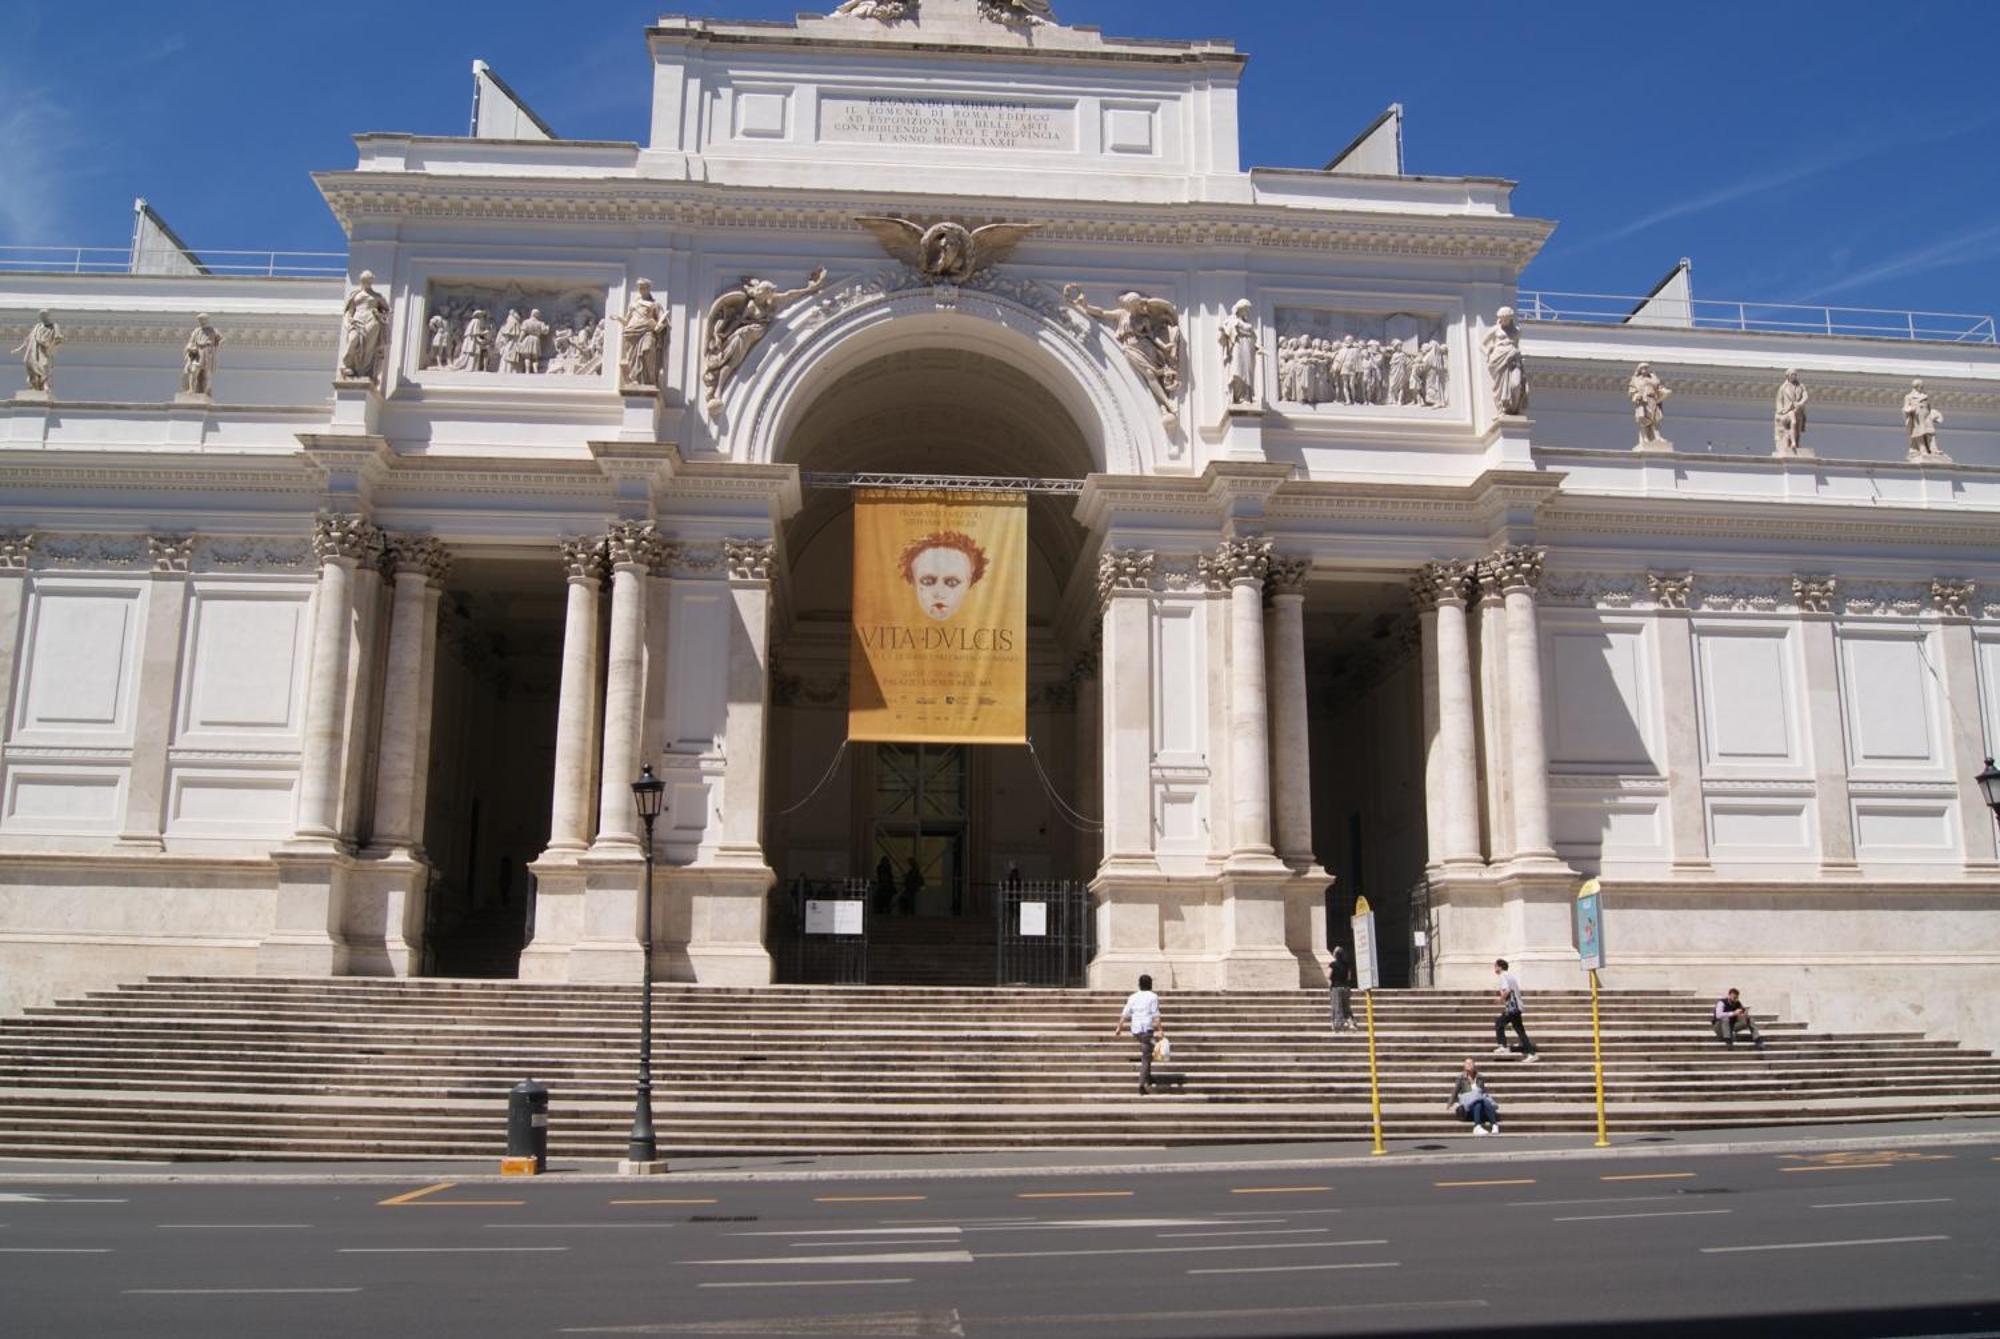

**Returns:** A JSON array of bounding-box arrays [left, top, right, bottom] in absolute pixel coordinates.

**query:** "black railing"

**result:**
[[995, 880, 1094, 987], [774, 878, 871, 985]]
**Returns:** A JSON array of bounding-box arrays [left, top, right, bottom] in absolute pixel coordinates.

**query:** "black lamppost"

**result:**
[[626, 765, 666, 1168], [1977, 757, 2000, 828]]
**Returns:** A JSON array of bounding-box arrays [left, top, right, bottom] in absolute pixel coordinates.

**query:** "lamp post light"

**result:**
[[1977, 757, 2000, 829], [624, 764, 667, 1172]]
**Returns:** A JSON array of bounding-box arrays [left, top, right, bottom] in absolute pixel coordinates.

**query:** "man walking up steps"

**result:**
[[1113, 974, 1163, 1095], [1492, 958, 1539, 1061]]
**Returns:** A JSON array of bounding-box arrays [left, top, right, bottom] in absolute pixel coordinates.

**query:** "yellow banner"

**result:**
[[849, 489, 1027, 744]]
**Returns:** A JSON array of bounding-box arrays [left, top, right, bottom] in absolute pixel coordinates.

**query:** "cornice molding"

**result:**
[[1, 312, 336, 351], [1532, 358, 2000, 410]]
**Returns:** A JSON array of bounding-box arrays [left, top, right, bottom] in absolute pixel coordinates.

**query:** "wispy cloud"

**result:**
[[1800, 219, 2000, 303], [0, 78, 80, 244], [1552, 110, 2000, 262]]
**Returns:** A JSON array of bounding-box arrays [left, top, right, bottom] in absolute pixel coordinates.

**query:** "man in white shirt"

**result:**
[[1113, 974, 1163, 1095]]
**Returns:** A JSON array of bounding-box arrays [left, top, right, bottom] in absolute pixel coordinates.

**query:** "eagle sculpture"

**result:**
[[854, 217, 1043, 285]]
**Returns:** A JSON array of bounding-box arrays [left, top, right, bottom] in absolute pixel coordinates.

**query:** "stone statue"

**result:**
[[509, 308, 550, 374], [1064, 285, 1183, 426], [980, 0, 1055, 22], [1628, 362, 1672, 450], [854, 216, 1041, 285], [494, 309, 524, 375], [1773, 369, 1809, 457], [179, 313, 223, 397], [13, 310, 63, 394], [701, 268, 829, 414], [336, 271, 389, 385], [453, 310, 493, 371], [1419, 340, 1448, 407], [1219, 299, 1258, 407], [1482, 305, 1529, 416], [425, 314, 453, 369], [618, 279, 670, 390], [830, 0, 915, 17], [1903, 379, 1946, 460]]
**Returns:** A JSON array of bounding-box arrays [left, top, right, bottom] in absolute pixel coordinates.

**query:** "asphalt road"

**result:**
[[3, 1142, 1997, 1338]]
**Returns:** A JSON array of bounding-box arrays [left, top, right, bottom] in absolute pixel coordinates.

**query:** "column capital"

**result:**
[[312, 512, 384, 568], [0, 532, 32, 571], [1792, 572, 1838, 615], [603, 521, 665, 572], [1410, 560, 1473, 612], [1647, 570, 1694, 611], [723, 537, 776, 582], [385, 534, 451, 587], [558, 537, 606, 584], [1267, 554, 1310, 599], [1210, 535, 1272, 587], [1097, 548, 1156, 607], [1482, 544, 1545, 595], [1931, 577, 1975, 620], [146, 534, 194, 575]]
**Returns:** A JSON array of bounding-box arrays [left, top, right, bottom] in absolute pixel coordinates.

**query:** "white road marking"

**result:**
[[1188, 1262, 1402, 1276], [124, 1288, 361, 1296], [1553, 1209, 1733, 1223], [881, 1216, 1033, 1225], [693, 1250, 973, 1267], [1702, 1235, 1949, 1255], [0, 1247, 110, 1253], [791, 1240, 961, 1249], [0, 1194, 127, 1204], [158, 1224, 313, 1230], [1506, 1195, 1681, 1208], [1216, 1208, 1344, 1218], [978, 1240, 1387, 1261], [696, 1279, 916, 1289], [967, 1218, 1280, 1233], [735, 1227, 963, 1238], [1156, 1228, 1332, 1239], [484, 1223, 676, 1230], [1811, 1198, 1955, 1210], [339, 1246, 570, 1254]]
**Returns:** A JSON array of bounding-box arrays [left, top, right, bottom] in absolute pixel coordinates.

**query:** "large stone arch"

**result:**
[[714, 275, 1173, 476]]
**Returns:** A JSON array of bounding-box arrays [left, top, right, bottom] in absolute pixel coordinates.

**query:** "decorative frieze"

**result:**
[[34, 535, 148, 569], [1792, 573, 1838, 614], [423, 280, 606, 377], [311, 513, 385, 567], [1840, 581, 1924, 617], [1931, 578, 1975, 619], [199, 538, 315, 573], [1274, 307, 1448, 409], [1646, 571, 1693, 611], [0, 532, 36, 570], [1694, 581, 1786, 614], [724, 538, 776, 582], [385, 534, 452, 586], [148, 535, 196, 574]]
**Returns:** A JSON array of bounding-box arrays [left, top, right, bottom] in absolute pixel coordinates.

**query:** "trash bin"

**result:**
[[503, 1078, 549, 1175]]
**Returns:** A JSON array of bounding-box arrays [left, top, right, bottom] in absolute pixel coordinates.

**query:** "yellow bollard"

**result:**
[[1364, 989, 1385, 1156], [1589, 967, 1610, 1148]]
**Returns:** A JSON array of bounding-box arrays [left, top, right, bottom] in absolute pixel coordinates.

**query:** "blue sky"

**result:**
[[4, 1, 1996, 315]]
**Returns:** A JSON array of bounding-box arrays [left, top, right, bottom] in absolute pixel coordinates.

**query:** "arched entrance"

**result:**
[[763, 343, 1101, 984]]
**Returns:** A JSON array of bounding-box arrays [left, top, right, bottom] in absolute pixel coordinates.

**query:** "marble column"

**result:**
[[1931, 580, 1998, 867], [118, 536, 196, 848], [1795, 574, 1858, 871], [593, 522, 659, 851], [545, 539, 606, 856], [1098, 549, 1156, 871], [1487, 545, 1558, 862], [295, 514, 380, 843], [368, 536, 449, 854], [1264, 556, 1315, 865], [0, 536, 34, 775], [1217, 538, 1277, 863], [1414, 561, 1483, 867], [1473, 566, 1514, 862]]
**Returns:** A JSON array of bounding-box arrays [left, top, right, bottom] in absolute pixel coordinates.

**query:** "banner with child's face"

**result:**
[[849, 489, 1027, 744]]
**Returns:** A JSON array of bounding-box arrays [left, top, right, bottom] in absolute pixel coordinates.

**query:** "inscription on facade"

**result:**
[[820, 95, 1076, 151]]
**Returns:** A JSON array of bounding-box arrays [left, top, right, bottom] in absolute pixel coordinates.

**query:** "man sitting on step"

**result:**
[[1448, 1057, 1501, 1135], [1712, 987, 1766, 1051]]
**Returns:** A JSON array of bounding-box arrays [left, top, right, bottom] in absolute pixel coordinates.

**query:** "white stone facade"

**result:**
[[2, 0, 1998, 1050]]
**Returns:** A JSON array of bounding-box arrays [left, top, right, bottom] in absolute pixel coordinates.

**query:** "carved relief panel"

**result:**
[[1274, 307, 1451, 410], [419, 281, 609, 377]]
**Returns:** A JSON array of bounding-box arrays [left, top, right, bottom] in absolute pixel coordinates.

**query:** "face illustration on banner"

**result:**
[[900, 530, 989, 622]]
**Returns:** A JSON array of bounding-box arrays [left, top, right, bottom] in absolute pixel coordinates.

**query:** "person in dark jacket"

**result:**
[[1327, 946, 1356, 1031], [1448, 1058, 1500, 1134]]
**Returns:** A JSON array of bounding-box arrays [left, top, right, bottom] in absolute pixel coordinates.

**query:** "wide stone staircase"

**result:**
[[1, 977, 1997, 1162]]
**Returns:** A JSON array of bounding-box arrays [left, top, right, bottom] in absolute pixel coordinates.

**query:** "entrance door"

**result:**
[[870, 744, 968, 918]]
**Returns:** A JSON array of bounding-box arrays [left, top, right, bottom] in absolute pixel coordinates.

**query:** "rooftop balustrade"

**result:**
[[0, 245, 347, 279], [1516, 289, 1997, 346]]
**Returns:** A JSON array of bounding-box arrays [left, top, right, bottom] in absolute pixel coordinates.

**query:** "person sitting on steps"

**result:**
[[1448, 1057, 1500, 1135], [1713, 987, 1766, 1051]]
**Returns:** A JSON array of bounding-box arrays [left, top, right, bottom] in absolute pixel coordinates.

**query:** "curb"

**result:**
[[1, 1125, 1995, 1186]]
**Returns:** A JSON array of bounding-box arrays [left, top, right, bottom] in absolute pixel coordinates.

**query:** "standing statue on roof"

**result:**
[[335, 271, 389, 385], [1219, 299, 1259, 408], [980, 0, 1056, 22], [1482, 305, 1530, 416], [1773, 368, 1810, 457], [1903, 379, 1947, 461], [1628, 362, 1673, 450], [179, 313, 223, 397], [14, 310, 63, 394]]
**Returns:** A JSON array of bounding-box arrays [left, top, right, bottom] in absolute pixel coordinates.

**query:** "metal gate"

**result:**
[[785, 878, 871, 985], [995, 880, 1093, 987]]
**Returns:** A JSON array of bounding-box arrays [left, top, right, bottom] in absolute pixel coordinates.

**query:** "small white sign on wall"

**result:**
[[805, 900, 865, 936], [1019, 901, 1047, 937]]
